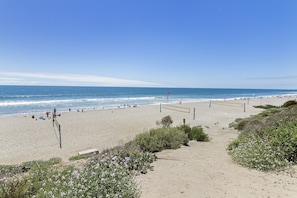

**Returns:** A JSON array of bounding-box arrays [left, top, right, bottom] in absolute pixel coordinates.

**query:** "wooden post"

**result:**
[[52, 113, 54, 127], [209, 100, 212, 108], [53, 117, 62, 149], [244, 103, 246, 112], [160, 103, 162, 112], [59, 124, 62, 149], [193, 108, 196, 120]]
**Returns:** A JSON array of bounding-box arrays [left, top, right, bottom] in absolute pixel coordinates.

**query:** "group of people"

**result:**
[[30, 108, 62, 121]]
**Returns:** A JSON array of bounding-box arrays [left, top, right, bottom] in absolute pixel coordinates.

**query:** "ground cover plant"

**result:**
[[0, 158, 61, 178], [0, 116, 210, 197], [0, 143, 155, 198], [228, 100, 297, 172]]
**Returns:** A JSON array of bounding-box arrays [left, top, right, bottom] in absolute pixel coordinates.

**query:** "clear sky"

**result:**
[[0, 0, 296, 89]]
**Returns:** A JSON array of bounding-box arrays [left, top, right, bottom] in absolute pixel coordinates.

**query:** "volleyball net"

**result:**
[[210, 100, 246, 112], [211, 100, 243, 107], [162, 104, 191, 113]]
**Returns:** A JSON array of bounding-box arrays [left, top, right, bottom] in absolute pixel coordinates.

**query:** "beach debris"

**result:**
[[78, 148, 99, 156]]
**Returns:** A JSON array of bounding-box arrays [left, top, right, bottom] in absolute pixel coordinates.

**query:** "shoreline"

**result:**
[[1, 94, 296, 118]]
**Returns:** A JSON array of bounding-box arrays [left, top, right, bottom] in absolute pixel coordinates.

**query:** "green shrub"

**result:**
[[282, 100, 297, 108], [189, 126, 209, 142], [236, 119, 249, 131], [254, 104, 278, 109], [258, 110, 270, 117], [229, 118, 243, 129], [176, 124, 191, 135], [134, 127, 188, 152], [238, 119, 263, 139], [269, 108, 281, 114]]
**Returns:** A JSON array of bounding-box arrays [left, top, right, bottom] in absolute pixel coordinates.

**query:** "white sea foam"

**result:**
[[0, 96, 163, 107]]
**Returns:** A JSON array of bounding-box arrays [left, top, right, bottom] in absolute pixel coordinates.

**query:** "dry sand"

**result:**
[[1, 96, 297, 197]]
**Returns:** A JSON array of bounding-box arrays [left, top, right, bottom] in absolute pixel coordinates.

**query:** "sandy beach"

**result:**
[[1, 96, 297, 197]]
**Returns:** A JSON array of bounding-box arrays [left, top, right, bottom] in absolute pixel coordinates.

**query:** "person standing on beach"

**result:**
[[53, 108, 57, 118], [167, 91, 170, 99]]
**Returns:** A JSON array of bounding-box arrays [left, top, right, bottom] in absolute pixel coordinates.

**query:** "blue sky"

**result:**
[[0, 0, 296, 89]]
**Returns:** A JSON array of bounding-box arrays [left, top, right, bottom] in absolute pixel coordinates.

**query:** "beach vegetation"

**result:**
[[160, 115, 173, 127], [0, 158, 61, 177], [69, 153, 97, 161], [235, 119, 249, 131], [229, 118, 243, 129], [253, 104, 278, 109], [176, 124, 191, 135], [0, 142, 156, 197], [134, 127, 189, 152], [281, 100, 297, 108], [228, 101, 297, 172], [257, 110, 271, 117], [177, 125, 210, 142], [188, 126, 210, 142]]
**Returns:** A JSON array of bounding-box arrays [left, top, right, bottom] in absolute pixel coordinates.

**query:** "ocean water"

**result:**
[[0, 85, 296, 116]]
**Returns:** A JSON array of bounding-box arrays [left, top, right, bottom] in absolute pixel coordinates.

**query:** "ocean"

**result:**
[[0, 85, 296, 116]]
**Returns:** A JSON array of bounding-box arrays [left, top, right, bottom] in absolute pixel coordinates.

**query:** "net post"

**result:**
[[209, 100, 212, 108], [52, 112, 54, 127], [59, 124, 62, 149], [193, 108, 196, 120], [160, 103, 162, 112], [244, 103, 246, 112]]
